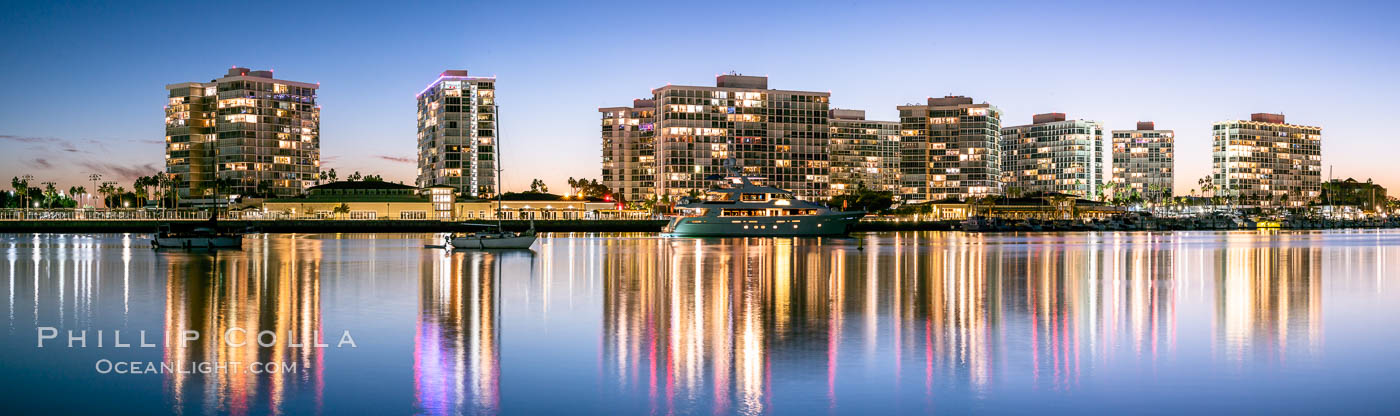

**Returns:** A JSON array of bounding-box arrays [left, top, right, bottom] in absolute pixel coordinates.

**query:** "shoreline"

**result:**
[[0, 219, 1394, 234]]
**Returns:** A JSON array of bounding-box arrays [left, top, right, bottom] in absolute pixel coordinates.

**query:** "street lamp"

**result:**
[[89, 173, 101, 209], [20, 174, 33, 218], [102, 181, 117, 210]]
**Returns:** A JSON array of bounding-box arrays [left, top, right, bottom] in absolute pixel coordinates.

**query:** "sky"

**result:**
[[2, 0, 1397, 195]]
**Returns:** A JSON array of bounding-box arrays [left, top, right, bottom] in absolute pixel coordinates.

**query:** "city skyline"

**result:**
[[2, 1, 1397, 195]]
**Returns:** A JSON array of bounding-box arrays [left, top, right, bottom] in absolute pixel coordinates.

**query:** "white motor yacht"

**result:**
[[663, 169, 864, 237]]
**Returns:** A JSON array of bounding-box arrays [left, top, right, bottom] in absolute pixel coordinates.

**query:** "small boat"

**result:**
[[961, 216, 995, 232], [151, 210, 244, 249], [442, 108, 537, 251], [152, 224, 243, 249], [447, 223, 537, 250]]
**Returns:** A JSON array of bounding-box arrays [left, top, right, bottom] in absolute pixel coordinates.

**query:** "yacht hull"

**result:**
[[152, 235, 242, 249], [448, 234, 537, 250], [664, 212, 864, 237]]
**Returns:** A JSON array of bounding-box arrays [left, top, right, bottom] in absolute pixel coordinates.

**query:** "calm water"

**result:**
[[1, 231, 1398, 414]]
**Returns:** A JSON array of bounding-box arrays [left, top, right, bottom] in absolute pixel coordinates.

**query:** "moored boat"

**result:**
[[440, 105, 538, 250], [447, 223, 537, 250], [662, 168, 864, 237], [151, 224, 243, 249]]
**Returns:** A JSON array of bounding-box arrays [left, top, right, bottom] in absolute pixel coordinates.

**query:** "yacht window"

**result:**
[[721, 208, 767, 216]]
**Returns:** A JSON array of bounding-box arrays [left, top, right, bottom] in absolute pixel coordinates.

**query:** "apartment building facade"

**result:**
[[1111, 121, 1174, 200], [652, 75, 831, 200], [416, 70, 498, 198], [828, 109, 900, 196], [165, 67, 320, 199], [897, 96, 1002, 202], [599, 99, 657, 202], [1001, 113, 1104, 199], [1211, 113, 1321, 207]]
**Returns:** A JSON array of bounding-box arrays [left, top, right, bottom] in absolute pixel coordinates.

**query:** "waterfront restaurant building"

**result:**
[[897, 96, 1003, 203], [165, 67, 321, 200], [600, 99, 657, 203], [1001, 113, 1105, 199], [260, 181, 636, 220], [1211, 113, 1321, 207], [1111, 121, 1175, 200], [651, 74, 832, 201], [828, 109, 901, 196], [416, 70, 498, 198]]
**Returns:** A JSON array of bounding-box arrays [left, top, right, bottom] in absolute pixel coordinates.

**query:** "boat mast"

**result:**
[[495, 103, 504, 230]]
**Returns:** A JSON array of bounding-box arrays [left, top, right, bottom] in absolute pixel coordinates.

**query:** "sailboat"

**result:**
[[447, 105, 537, 250]]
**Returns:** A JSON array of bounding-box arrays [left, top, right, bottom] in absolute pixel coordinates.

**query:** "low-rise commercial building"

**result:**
[[260, 181, 644, 220]]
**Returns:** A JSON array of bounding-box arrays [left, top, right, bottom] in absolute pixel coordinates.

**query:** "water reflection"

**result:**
[[601, 232, 1338, 413], [414, 249, 500, 415], [1, 231, 1396, 414], [1215, 244, 1322, 363], [161, 238, 325, 415]]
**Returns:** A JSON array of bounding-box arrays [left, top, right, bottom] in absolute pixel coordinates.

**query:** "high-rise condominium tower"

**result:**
[[653, 74, 831, 200], [1001, 113, 1105, 199], [897, 96, 1002, 202], [600, 99, 657, 202], [1211, 113, 1321, 207], [166, 67, 319, 200], [416, 70, 497, 198], [1111, 121, 1174, 201], [828, 109, 900, 196]]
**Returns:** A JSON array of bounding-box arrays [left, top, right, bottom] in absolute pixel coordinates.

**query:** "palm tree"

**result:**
[[256, 180, 274, 197], [10, 177, 26, 209], [212, 177, 236, 213], [132, 176, 150, 206], [332, 202, 350, 219], [71, 186, 87, 208], [1198, 176, 1215, 203], [98, 182, 116, 209], [327, 168, 338, 183], [169, 176, 185, 209], [38, 182, 55, 208], [113, 186, 129, 208]]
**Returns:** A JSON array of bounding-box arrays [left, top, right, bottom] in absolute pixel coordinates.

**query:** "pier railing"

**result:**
[[0, 209, 665, 221]]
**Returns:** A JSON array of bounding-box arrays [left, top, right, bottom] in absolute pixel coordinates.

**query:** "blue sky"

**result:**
[[2, 0, 1397, 194]]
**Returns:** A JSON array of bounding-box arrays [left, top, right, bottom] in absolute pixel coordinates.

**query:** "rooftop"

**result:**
[[309, 181, 418, 191], [1033, 113, 1067, 124], [214, 67, 319, 88], [929, 96, 974, 106], [1251, 113, 1285, 124], [830, 109, 866, 120]]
